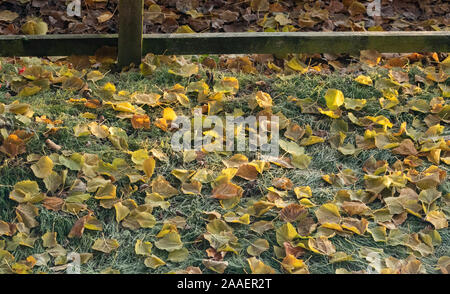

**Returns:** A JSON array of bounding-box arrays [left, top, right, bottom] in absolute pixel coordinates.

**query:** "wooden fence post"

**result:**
[[118, 0, 144, 68]]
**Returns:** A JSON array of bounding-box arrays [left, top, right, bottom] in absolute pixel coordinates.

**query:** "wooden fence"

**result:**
[[0, 0, 448, 68]]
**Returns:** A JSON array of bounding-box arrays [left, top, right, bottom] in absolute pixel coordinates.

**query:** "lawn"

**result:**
[[0, 53, 449, 274]]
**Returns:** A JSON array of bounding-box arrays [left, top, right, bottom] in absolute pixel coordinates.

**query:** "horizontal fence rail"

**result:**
[[0, 31, 448, 58], [143, 31, 450, 55], [0, 34, 117, 57], [0, 31, 449, 57]]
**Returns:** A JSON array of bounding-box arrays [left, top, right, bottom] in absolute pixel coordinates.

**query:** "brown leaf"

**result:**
[[284, 123, 305, 141], [0, 221, 17, 237], [131, 114, 151, 129], [42, 197, 64, 211], [211, 183, 243, 200], [392, 139, 418, 156], [283, 242, 306, 258], [297, 217, 317, 237], [0, 133, 27, 158], [235, 164, 259, 181], [341, 201, 369, 216], [348, 1, 366, 16], [308, 236, 336, 255], [272, 177, 293, 190], [250, 0, 270, 12], [16, 203, 39, 229], [280, 204, 307, 223], [202, 259, 228, 273], [151, 176, 178, 198], [68, 216, 87, 238], [45, 139, 61, 152]]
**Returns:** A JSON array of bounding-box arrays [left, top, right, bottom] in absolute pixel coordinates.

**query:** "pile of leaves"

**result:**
[[0, 49, 449, 274], [0, 0, 449, 35]]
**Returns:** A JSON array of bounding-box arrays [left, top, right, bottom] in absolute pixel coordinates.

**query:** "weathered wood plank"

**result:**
[[142, 31, 450, 55], [0, 34, 117, 57], [118, 0, 144, 67], [0, 32, 448, 57]]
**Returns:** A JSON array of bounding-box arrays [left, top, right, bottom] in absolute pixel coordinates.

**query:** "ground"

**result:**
[[1, 0, 448, 35], [0, 53, 449, 274]]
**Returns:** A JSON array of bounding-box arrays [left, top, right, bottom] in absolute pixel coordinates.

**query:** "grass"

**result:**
[[0, 60, 449, 274]]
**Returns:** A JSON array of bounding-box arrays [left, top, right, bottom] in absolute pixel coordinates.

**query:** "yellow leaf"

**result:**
[[88, 122, 110, 139], [140, 62, 156, 76], [324, 89, 345, 110], [95, 183, 117, 200], [135, 240, 153, 256], [426, 210, 448, 230], [145, 192, 170, 210], [171, 169, 195, 183], [111, 102, 135, 113], [144, 255, 166, 269], [286, 58, 308, 73], [91, 238, 120, 253], [31, 156, 53, 179], [168, 248, 189, 262], [247, 239, 269, 256], [202, 259, 228, 273], [366, 115, 393, 129], [276, 222, 299, 246], [18, 85, 41, 97], [86, 70, 104, 82], [163, 107, 177, 122], [294, 186, 312, 199], [281, 254, 309, 274], [292, 154, 312, 169], [84, 216, 103, 231], [214, 77, 239, 95], [255, 91, 273, 108], [155, 232, 183, 252], [97, 11, 113, 23], [21, 19, 48, 35], [73, 124, 90, 137], [344, 98, 366, 111], [181, 181, 202, 195], [9, 180, 44, 203], [315, 203, 341, 225], [143, 157, 156, 179], [41, 232, 57, 248], [354, 75, 373, 86], [368, 226, 387, 242], [0, 10, 18, 22], [247, 257, 276, 274], [223, 212, 250, 224], [330, 252, 354, 263], [300, 135, 325, 146], [131, 149, 149, 166], [168, 64, 198, 77], [174, 24, 196, 33], [222, 154, 248, 168], [103, 82, 116, 93], [317, 107, 341, 118], [114, 202, 130, 223]]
